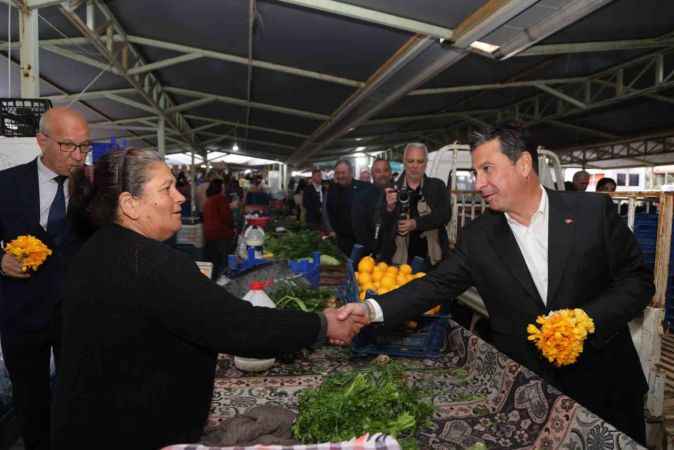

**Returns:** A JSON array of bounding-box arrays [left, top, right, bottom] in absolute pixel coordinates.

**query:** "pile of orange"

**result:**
[[354, 256, 426, 301]]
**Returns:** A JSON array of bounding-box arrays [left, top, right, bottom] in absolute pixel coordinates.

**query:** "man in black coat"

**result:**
[[325, 159, 375, 257], [339, 127, 652, 444], [0, 107, 90, 450], [352, 158, 394, 260], [380, 143, 451, 267], [302, 168, 326, 229]]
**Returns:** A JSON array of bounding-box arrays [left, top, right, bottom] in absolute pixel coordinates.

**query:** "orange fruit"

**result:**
[[358, 258, 375, 273], [380, 276, 396, 290], [371, 271, 384, 282], [396, 274, 408, 285], [414, 272, 426, 279], [376, 262, 388, 272], [358, 272, 372, 286], [399, 264, 412, 275]]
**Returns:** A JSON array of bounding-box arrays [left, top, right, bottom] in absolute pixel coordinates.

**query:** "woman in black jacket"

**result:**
[[53, 149, 362, 450]]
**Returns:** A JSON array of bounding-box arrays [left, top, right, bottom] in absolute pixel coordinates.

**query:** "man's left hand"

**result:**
[[398, 219, 417, 234]]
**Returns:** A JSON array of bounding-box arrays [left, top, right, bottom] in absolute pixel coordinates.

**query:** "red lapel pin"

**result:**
[[565, 218, 574, 224]]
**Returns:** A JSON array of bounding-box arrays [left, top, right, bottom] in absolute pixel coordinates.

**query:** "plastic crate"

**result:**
[[339, 258, 450, 359], [288, 251, 320, 288], [0, 98, 52, 137]]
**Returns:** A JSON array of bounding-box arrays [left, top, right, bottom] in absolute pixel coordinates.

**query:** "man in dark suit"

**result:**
[[338, 127, 653, 444], [352, 158, 394, 260], [325, 159, 375, 257], [0, 107, 90, 450], [302, 168, 326, 229]]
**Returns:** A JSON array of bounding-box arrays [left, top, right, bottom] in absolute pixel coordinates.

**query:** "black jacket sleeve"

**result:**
[[584, 194, 654, 348], [379, 235, 474, 330], [146, 251, 323, 358]]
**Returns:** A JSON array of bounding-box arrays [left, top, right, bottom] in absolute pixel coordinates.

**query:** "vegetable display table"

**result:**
[[205, 321, 643, 450]]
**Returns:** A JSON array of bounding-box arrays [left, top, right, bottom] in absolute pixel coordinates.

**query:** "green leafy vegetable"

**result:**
[[268, 280, 337, 312], [292, 362, 434, 450], [265, 230, 343, 261]]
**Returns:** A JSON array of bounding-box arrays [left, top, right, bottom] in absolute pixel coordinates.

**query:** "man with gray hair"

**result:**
[[0, 107, 91, 450], [379, 142, 451, 267], [339, 126, 652, 444], [572, 170, 591, 192], [325, 159, 375, 256]]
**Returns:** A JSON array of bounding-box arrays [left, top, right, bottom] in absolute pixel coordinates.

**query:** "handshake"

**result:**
[[323, 303, 373, 346]]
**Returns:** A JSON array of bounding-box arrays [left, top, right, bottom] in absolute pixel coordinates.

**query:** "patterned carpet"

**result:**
[[207, 321, 643, 450]]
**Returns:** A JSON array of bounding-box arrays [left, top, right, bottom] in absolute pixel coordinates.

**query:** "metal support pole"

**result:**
[[190, 150, 197, 217], [19, 6, 39, 98], [86, 1, 95, 30], [157, 117, 166, 158]]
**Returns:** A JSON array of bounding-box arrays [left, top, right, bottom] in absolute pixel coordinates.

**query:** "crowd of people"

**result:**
[[0, 108, 654, 449]]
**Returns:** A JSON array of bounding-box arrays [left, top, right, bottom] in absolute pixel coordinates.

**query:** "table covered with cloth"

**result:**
[[199, 320, 641, 450]]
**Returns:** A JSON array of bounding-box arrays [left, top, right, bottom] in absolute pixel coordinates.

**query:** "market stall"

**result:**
[[190, 320, 642, 449]]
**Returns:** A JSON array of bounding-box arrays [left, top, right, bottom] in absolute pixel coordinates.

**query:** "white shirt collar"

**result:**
[[505, 185, 547, 227], [36, 156, 59, 183]]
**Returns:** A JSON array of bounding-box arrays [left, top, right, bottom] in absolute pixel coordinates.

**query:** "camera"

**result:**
[[397, 187, 411, 220]]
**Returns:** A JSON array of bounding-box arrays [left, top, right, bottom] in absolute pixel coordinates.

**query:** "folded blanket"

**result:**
[[201, 405, 299, 447]]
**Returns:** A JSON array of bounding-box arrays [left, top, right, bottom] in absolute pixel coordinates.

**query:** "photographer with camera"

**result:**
[[380, 143, 450, 268]]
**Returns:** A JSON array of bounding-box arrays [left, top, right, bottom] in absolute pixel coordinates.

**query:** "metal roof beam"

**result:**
[[165, 97, 217, 114], [409, 76, 586, 96], [495, 0, 615, 60], [127, 53, 202, 75], [58, 0, 201, 150], [164, 86, 329, 121], [286, 0, 542, 165], [274, 0, 453, 40], [104, 94, 158, 114], [196, 130, 295, 151], [44, 88, 137, 102], [183, 115, 308, 139], [519, 38, 674, 57], [126, 35, 363, 89], [540, 119, 618, 140], [535, 83, 587, 109], [25, 0, 62, 8]]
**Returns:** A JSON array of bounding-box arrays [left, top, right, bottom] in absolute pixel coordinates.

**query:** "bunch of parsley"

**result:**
[[292, 363, 434, 449]]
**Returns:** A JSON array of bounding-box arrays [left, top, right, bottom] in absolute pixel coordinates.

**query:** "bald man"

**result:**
[[0, 107, 91, 450]]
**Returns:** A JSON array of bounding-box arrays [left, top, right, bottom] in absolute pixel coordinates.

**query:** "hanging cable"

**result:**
[[38, 13, 102, 58], [67, 62, 112, 108]]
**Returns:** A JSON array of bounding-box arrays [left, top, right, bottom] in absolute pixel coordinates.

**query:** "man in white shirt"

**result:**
[[339, 126, 652, 445], [0, 107, 90, 450]]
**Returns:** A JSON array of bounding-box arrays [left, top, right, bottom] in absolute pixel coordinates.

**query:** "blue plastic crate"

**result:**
[[288, 251, 320, 289], [338, 259, 450, 359], [226, 248, 271, 277]]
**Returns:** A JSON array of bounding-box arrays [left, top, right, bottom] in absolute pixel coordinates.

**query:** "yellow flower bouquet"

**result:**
[[527, 308, 595, 367], [3, 235, 53, 272]]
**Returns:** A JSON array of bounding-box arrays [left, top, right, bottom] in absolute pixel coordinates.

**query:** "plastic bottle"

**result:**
[[243, 219, 266, 259], [234, 281, 276, 372]]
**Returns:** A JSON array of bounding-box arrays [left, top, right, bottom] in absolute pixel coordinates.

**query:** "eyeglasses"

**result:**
[[43, 134, 93, 155]]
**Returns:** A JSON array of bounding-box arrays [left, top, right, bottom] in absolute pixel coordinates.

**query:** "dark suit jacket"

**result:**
[[380, 189, 653, 420], [0, 159, 83, 335], [325, 179, 375, 238], [302, 183, 326, 226]]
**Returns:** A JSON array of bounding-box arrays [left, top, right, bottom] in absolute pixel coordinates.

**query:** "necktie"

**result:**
[[47, 175, 67, 243]]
